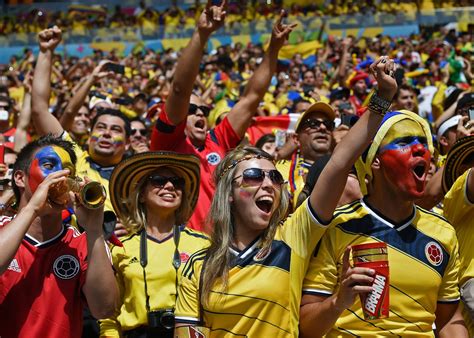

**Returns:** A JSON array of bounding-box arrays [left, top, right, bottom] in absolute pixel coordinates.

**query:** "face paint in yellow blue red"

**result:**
[[378, 120, 431, 198], [29, 146, 74, 193]]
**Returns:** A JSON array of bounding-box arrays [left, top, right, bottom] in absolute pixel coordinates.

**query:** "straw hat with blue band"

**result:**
[[355, 110, 434, 195], [109, 151, 201, 223], [442, 135, 474, 193]]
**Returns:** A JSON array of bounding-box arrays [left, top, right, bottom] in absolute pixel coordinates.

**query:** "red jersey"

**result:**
[[150, 108, 241, 232], [0, 216, 88, 338]]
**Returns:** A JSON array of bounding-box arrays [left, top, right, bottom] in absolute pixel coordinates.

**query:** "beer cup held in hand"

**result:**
[[352, 242, 389, 320]]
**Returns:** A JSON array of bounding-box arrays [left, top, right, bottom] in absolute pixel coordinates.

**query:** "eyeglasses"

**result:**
[[188, 103, 210, 117], [300, 118, 335, 131], [232, 168, 285, 187], [147, 175, 185, 190], [131, 128, 147, 136]]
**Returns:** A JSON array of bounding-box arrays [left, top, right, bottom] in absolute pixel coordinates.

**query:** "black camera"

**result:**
[[147, 309, 175, 331]]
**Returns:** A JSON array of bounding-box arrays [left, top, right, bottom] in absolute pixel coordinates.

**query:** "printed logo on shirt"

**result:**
[[253, 246, 272, 262], [7, 258, 21, 273], [206, 152, 221, 166], [425, 242, 443, 267], [129, 257, 139, 264], [180, 252, 190, 264], [53, 255, 80, 280]]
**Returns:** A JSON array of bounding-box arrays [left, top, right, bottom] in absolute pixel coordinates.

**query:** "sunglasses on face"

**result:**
[[188, 103, 210, 117], [131, 128, 147, 136], [301, 118, 335, 132], [233, 168, 285, 187], [147, 175, 185, 190]]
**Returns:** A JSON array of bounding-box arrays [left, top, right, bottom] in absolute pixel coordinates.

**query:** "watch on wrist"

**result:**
[[368, 91, 392, 116]]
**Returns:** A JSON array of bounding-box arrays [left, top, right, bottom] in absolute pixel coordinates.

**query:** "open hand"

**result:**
[[38, 26, 62, 53]]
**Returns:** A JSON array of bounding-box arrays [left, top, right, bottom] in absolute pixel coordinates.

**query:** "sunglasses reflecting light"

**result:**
[[147, 175, 185, 190], [301, 118, 335, 131], [131, 128, 147, 136], [232, 168, 285, 186], [188, 103, 210, 117]]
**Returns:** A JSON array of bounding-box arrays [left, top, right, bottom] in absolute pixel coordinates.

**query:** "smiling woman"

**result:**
[[174, 146, 329, 337], [99, 151, 209, 338]]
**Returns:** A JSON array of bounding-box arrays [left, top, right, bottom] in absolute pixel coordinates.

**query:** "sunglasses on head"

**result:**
[[301, 118, 335, 131], [188, 103, 210, 117], [233, 168, 285, 187], [131, 128, 147, 136], [147, 175, 185, 190]]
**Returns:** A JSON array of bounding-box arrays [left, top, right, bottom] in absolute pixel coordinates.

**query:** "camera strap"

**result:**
[[140, 225, 182, 314]]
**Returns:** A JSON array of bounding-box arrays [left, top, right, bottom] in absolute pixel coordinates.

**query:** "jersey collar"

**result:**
[[361, 197, 416, 232], [25, 224, 69, 248]]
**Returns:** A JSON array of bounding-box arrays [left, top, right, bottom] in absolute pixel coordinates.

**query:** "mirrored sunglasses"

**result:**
[[233, 168, 284, 186], [147, 175, 185, 190]]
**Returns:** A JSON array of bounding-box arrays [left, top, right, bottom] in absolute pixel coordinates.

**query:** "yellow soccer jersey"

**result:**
[[175, 200, 327, 337], [443, 169, 474, 334], [62, 131, 113, 212], [276, 157, 311, 209], [303, 198, 460, 337], [100, 226, 209, 337]]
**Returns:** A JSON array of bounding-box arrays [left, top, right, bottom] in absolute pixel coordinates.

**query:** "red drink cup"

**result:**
[[352, 242, 389, 320]]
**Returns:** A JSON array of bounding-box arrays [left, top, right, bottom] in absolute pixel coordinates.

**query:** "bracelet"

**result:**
[[368, 91, 392, 116]]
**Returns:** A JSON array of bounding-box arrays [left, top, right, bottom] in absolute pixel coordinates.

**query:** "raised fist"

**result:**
[[369, 56, 398, 101], [38, 26, 62, 53]]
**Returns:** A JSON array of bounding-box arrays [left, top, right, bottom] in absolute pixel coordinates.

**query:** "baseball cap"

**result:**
[[437, 115, 462, 139], [295, 102, 336, 132]]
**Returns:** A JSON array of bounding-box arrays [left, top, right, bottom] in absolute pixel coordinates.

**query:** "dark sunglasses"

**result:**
[[188, 103, 210, 117], [301, 118, 335, 131], [147, 175, 185, 190], [131, 128, 147, 136], [233, 168, 285, 186]]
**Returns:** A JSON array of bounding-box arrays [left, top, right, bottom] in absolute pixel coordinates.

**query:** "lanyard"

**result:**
[[140, 225, 182, 312]]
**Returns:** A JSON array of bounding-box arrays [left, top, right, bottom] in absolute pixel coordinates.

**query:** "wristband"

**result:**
[[368, 91, 391, 116]]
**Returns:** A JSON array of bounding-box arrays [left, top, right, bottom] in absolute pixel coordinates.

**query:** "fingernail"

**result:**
[[369, 269, 375, 274]]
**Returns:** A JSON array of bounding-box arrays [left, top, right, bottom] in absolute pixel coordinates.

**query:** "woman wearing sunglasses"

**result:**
[[174, 57, 398, 337], [100, 152, 209, 338]]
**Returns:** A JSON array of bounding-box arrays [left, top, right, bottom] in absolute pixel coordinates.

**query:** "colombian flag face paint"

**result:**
[[28, 146, 74, 193], [378, 120, 431, 198]]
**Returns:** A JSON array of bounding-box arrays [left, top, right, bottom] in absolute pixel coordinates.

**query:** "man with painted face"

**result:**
[[300, 97, 466, 336], [0, 135, 118, 338], [150, 2, 296, 232], [31, 26, 131, 212]]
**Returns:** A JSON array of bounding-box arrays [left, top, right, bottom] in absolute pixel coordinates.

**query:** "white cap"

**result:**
[[437, 115, 461, 139]]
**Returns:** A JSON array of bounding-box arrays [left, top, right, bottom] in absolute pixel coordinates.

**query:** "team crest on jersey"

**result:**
[[253, 247, 272, 262], [206, 152, 221, 165], [425, 242, 443, 267], [53, 255, 80, 280], [180, 252, 190, 264]]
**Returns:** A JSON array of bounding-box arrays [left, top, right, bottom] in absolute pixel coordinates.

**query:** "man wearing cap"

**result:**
[[31, 26, 130, 213], [150, 3, 296, 232], [277, 101, 335, 208]]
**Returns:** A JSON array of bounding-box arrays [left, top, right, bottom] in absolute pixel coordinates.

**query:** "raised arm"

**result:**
[[59, 60, 110, 131], [31, 26, 64, 136], [165, 0, 227, 125], [226, 11, 296, 137], [14, 72, 33, 153], [310, 56, 398, 223]]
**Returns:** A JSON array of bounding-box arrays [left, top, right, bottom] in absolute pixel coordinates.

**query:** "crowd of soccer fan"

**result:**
[[0, 0, 474, 337]]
